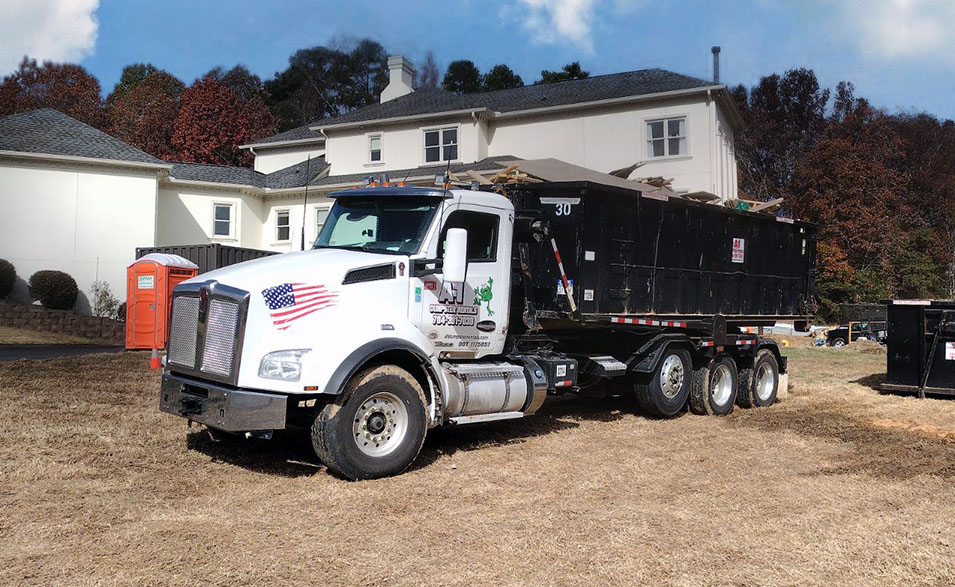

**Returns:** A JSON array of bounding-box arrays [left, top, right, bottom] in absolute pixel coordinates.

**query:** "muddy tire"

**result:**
[[312, 365, 428, 480], [688, 355, 738, 416], [737, 349, 779, 408], [634, 348, 691, 416]]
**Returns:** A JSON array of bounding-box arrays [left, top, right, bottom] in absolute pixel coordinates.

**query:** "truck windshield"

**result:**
[[313, 197, 442, 255]]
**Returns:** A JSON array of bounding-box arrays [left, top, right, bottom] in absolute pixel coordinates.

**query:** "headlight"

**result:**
[[259, 349, 310, 381]]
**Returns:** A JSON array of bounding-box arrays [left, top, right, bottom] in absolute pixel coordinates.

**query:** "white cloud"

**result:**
[[842, 0, 955, 61], [513, 0, 600, 54], [0, 0, 99, 74]]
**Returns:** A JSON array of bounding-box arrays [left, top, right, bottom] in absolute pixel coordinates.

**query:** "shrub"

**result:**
[[116, 301, 127, 322], [0, 259, 15, 299], [91, 280, 119, 318], [28, 270, 78, 310]]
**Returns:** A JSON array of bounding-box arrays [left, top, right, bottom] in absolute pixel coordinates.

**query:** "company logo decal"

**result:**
[[473, 278, 494, 316], [262, 283, 338, 331]]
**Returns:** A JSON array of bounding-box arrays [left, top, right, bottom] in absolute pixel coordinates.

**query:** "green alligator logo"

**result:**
[[474, 277, 494, 316]]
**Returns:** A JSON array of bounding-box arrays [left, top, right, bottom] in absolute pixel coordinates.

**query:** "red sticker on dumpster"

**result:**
[[732, 238, 745, 263], [946, 342, 955, 361]]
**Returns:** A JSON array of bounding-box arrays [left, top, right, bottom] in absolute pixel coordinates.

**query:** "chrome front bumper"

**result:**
[[160, 371, 287, 432]]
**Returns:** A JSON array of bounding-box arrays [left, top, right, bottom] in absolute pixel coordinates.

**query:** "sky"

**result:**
[[1, 0, 954, 120]]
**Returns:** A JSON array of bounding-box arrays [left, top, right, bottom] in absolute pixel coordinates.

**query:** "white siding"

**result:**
[[0, 160, 158, 313], [253, 145, 325, 174], [324, 116, 486, 176], [261, 195, 335, 253], [489, 98, 718, 196], [157, 185, 265, 249]]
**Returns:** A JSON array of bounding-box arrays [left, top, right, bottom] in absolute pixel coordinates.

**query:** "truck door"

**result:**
[[417, 206, 511, 358]]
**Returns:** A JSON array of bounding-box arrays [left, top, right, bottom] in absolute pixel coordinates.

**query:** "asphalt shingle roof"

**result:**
[[0, 108, 165, 165], [249, 123, 323, 146], [264, 156, 329, 189], [250, 68, 713, 146], [169, 162, 266, 188]]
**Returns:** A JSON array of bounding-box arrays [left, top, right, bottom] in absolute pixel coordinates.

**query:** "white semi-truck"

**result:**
[[160, 181, 815, 479]]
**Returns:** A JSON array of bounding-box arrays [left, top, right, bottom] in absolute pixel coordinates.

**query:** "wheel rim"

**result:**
[[710, 364, 733, 406], [658, 354, 685, 399], [755, 362, 776, 402], [833, 339, 845, 347], [352, 391, 408, 457]]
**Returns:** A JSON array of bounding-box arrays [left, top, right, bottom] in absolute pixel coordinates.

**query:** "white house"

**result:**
[[0, 56, 742, 314]]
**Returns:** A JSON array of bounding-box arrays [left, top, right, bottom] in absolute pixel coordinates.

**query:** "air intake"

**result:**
[[342, 263, 396, 285]]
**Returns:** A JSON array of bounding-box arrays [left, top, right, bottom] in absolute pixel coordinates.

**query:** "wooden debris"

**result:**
[[466, 170, 493, 185], [634, 176, 673, 189], [608, 161, 644, 178], [680, 191, 720, 202], [749, 198, 784, 213]]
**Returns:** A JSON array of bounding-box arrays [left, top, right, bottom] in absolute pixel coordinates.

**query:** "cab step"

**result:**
[[580, 355, 628, 377], [447, 412, 524, 425]]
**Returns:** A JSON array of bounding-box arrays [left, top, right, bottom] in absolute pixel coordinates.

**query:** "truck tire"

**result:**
[[829, 338, 846, 347], [312, 365, 428, 480], [688, 355, 738, 416], [737, 349, 779, 408], [634, 348, 692, 416]]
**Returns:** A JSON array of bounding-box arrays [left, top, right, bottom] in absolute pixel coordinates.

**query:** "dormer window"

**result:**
[[424, 127, 457, 163]]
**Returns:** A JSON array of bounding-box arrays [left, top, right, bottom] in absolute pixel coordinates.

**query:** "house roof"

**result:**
[[0, 108, 166, 166], [246, 123, 324, 148], [169, 162, 267, 189], [166, 157, 329, 191], [247, 68, 719, 148]]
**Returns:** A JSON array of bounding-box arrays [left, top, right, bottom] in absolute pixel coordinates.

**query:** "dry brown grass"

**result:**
[[2, 347, 955, 585], [0, 326, 97, 345]]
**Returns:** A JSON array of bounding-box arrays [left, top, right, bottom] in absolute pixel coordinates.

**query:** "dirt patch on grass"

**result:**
[[2, 348, 955, 585]]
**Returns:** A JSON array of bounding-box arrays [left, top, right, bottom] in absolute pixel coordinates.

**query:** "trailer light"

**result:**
[[259, 349, 310, 382]]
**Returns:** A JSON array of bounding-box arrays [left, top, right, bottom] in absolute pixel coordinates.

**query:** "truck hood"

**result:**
[[185, 248, 404, 293]]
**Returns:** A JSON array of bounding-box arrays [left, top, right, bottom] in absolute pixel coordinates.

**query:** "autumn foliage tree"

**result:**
[[171, 74, 276, 166], [108, 71, 184, 160], [0, 57, 104, 127]]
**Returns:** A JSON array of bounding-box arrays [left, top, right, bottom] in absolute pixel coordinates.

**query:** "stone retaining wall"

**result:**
[[0, 301, 124, 344]]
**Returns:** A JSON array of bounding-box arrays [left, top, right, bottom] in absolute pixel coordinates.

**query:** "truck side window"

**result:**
[[439, 211, 499, 262]]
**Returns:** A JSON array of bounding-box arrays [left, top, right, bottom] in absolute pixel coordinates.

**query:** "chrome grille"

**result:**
[[200, 299, 239, 377], [168, 296, 200, 367]]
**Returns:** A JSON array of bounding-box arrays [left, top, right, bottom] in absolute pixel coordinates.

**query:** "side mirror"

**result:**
[[443, 228, 468, 283]]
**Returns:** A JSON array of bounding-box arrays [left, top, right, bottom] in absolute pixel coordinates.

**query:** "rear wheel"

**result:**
[[830, 338, 846, 347], [312, 365, 428, 480], [634, 348, 692, 416], [737, 349, 779, 408], [689, 355, 738, 416]]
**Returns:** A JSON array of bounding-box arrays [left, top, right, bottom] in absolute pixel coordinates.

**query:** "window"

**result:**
[[424, 127, 458, 163], [315, 206, 330, 239], [369, 134, 382, 162], [647, 117, 686, 158], [438, 211, 499, 262], [313, 197, 441, 255], [213, 203, 232, 237], [276, 209, 290, 241]]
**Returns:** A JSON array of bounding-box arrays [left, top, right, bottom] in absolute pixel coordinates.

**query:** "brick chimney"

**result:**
[[381, 56, 415, 103]]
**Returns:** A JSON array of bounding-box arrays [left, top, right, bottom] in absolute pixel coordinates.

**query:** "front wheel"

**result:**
[[689, 355, 738, 416], [830, 338, 846, 348], [312, 365, 428, 480]]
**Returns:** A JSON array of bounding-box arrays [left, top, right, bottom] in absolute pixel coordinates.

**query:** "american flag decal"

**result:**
[[262, 283, 338, 330]]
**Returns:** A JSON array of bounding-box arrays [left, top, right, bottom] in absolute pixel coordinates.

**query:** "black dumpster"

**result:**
[[135, 244, 277, 276], [883, 300, 955, 396]]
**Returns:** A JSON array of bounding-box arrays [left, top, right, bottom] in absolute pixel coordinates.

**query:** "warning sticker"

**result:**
[[732, 238, 745, 264], [946, 342, 955, 361], [557, 279, 574, 296], [138, 275, 154, 290]]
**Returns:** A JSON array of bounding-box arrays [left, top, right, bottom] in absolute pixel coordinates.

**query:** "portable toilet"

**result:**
[[126, 253, 199, 350]]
